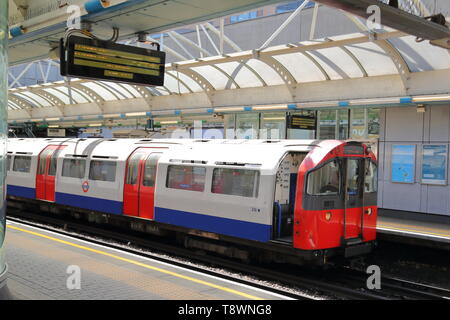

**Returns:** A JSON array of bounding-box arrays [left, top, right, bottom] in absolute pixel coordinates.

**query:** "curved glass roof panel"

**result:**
[[308, 50, 350, 80], [213, 61, 262, 88], [316, 47, 364, 78], [121, 84, 142, 98], [8, 32, 449, 117], [388, 36, 450, 72], [191, 65, 231, 90], [273, 52, 327, 82], [80, 82, 117, 101], [43, 88, 71, 104], [101, 81, 135, 99], [53, 86, 90, 104], [13, 92, 41, 108], [344, 42, 398, 77], [154, 86, 171, 95], [166, 70, 203, 92], [163, 72, 192, 94], [245, 59, 284, 86], [20, 91, 53, 107], [8, 100, 21, 110]]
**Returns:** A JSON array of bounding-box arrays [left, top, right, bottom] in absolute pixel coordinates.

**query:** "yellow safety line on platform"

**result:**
[[378, 221, 449, 233], [378, 223, 450, 238], [7, 224, 263, 300]]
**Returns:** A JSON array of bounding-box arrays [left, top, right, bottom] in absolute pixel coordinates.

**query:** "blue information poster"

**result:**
[[391, 145, 415, 183], [421, 144, 448, 185]]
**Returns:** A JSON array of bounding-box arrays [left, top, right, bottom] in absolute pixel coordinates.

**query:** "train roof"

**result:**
[[155, 139, 328, 172], [7, 138, 348, 170]]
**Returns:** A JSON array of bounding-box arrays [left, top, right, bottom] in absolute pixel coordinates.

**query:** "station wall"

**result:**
[[378, 104, 450, 216]]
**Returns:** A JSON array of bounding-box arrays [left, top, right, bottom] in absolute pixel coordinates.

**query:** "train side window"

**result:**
[[62, 159, 86, 179], [89, 160, 117, 182], [166, 165, 206, 192], [364, 160, 377, 193], [306, 160, 340, 195], [143, 153, 161, 187], [212, 168, 260, 198], [48, 150, 62, 176], [13, 156, 31, 173]]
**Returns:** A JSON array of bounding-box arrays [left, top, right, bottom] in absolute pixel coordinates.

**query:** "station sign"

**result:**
[[47, 128, 66, 137], [287, 114, 316, 130], [60, 35, 166, 86]]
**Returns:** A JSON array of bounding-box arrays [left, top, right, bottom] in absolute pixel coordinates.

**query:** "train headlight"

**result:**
[[365, 208, 372, 215], [325, 212, 332, 221]]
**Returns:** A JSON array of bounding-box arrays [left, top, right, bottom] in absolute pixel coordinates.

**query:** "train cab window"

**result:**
[[13, 156, 31, 173], [62, 159, 86, 179], [364, 160, 377, 193], [346, 159, 360, 195], [212, 168, 259, 197], [89, 160, 117, 182], [166, 165, 206, 192], [307, 160, 340, 195], [143, 154, 161, 187]]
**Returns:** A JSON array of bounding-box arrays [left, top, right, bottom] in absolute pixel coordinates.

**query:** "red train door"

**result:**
[[36, 145, 65, 202], [343, 158, 364, 241], [138, 153, 161, 219], [123, 149, 162, 219]]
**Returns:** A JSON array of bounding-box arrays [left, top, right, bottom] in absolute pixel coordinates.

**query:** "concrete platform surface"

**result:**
[[377, 215, 450, 243], [4, 221, 291, 300]]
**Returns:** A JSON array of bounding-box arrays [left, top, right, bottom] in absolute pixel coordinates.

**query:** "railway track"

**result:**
[[7, 207, 450, 300]]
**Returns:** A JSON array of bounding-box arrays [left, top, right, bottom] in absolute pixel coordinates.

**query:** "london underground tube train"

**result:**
[[6, 138, 378, 265]]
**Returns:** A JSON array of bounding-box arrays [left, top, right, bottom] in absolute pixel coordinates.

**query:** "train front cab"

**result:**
[[293, 141, 377, 260]]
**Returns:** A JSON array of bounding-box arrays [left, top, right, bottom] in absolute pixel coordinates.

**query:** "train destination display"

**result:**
[[61, 35, 165, 86]]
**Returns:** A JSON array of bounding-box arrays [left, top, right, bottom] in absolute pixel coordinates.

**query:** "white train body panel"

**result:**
[[154, 141, 314, 242], [6, 138, 316, 242], [7, 139, 55, 198]]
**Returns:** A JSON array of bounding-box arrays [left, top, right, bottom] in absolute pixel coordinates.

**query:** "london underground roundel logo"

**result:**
[[82, 181, 90, 193]]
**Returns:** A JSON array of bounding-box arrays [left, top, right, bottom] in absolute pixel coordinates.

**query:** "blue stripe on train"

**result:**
[[55, 192, 122, 215], [7, 184, 270, 241], [155, 207, 272, 242], [7, 185, 36, 199]]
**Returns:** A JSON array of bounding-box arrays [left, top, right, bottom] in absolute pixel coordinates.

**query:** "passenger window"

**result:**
[[48, 150, 62, 176], [364, 160, 377, 193], [307, 160, 340, 195], [13, 156, 31, 173], [143, 154, 161, 187], [62, 159, 86, 179], [89, 160, 117, 182], [166, 165, 206, 192], [6, 155, 11, 171], [212, 168, 259, 198]]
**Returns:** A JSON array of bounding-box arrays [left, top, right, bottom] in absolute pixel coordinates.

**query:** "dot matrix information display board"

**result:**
[[60, 35, 166, 86]]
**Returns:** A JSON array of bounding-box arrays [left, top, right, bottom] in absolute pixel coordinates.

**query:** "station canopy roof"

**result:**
[[8, 30, 450, 124]]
